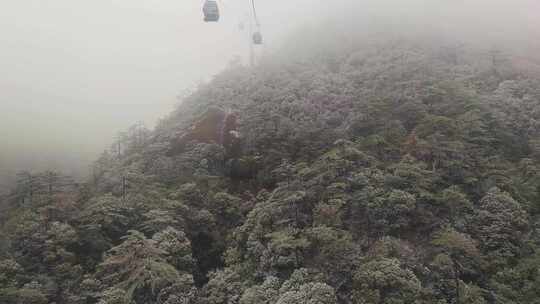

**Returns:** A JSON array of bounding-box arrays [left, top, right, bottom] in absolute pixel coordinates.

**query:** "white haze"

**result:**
[[0, 0, 539, 186]]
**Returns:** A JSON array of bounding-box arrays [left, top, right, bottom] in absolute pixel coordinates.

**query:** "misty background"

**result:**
[[1, 0, 539, 188]]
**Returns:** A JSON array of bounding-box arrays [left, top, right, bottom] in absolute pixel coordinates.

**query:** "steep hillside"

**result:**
[[1, 36, 540, 304]]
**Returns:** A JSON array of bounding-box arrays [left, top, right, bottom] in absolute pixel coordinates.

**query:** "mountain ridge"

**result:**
[[1, 36, 540, 304]]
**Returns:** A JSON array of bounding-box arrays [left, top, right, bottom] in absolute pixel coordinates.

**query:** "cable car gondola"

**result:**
[[252, 31, 263, 45], [250, 0, 262, 44], [203, 0, 220, 22]]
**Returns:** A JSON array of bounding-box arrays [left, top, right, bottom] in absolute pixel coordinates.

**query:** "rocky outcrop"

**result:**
[[168, 108, 241, 158]]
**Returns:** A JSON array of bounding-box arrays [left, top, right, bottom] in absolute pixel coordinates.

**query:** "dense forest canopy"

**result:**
[[2, 3, 540, 304]]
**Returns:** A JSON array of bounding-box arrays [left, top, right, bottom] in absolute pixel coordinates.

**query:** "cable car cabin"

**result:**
[[203, 0, 220, 22], [252, 32, 263, 45]]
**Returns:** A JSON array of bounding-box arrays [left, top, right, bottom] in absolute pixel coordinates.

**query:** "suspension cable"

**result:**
[[251, 0, 260, 27]]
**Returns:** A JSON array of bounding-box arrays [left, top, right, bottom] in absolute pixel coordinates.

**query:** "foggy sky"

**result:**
[[0, 0, 315, 179], [1, 0, 539, 182]]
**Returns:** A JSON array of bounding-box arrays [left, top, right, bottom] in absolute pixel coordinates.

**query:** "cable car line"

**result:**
[[201, 0, 263, 66], [251, 0, 260, 26], [250, 0, 263, 45]]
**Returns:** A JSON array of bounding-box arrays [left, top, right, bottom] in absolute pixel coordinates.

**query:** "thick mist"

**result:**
[[1, 0, 539, 189]]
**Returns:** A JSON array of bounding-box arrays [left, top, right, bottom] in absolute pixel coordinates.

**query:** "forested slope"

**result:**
[[1, 33, 540, 304]]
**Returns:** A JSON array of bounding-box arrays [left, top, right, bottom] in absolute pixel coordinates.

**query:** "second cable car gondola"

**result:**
[[252, 31, 263, 45], [203, 0, 220, 22]]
